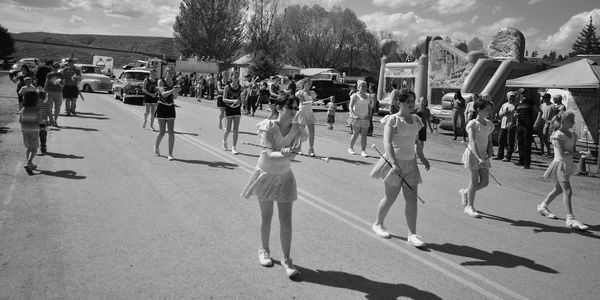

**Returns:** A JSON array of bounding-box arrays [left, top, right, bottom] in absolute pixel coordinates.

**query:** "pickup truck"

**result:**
[[310, 79, 352, 111]]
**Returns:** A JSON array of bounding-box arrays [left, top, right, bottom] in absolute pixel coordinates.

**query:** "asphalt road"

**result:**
[[0, 74, 599, 299]]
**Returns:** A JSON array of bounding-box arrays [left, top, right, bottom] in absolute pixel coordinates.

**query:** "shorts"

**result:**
[[327, 115, 335, 124], [23, 131, 40, 149], [62, 85, 79, 99], [350, 118, 370, 129]]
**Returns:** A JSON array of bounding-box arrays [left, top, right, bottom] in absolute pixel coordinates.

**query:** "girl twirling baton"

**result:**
[[241, 93, 307, 278], [370, 92, 430, 248]]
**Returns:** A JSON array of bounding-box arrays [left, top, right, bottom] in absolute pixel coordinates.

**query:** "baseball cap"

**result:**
[[506, 91, 516, 98]]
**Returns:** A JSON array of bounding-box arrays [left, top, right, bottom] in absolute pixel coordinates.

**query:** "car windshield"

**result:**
[[123, 72, 148, 81], [80, 66, 101, 74]]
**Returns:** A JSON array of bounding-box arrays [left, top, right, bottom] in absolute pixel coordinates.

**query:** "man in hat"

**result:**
[[61, 58, 81, 116], [553, 94, 566, 113], [514, 88, 536, 169], [44, 62, 64, 126], [494, 91, 517, 161], [535, 93, 557, 157]]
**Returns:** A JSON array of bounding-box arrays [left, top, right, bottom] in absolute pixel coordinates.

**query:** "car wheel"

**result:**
[[83, 84, 93, 93]]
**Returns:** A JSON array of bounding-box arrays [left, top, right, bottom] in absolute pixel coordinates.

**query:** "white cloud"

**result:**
[[371, 0, 424, 8], [470, 15, 479, 24], [69, 14, 85, 23], [537, 8, 600, 53], [475, 17, 524, 39], [432, 0, 476, 15], [528, 0, 544, 4]]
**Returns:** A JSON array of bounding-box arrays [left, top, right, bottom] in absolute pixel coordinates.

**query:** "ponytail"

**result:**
[[469, 98, 491, 120]]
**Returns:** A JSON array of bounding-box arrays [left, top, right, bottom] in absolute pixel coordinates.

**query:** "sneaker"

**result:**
[[371, 223, 391, 238], [464, 206, 481, 218], [536, 205, 557, 219], [40, 148, 47, 154], [222, 140, 228, 151], [258, 248, 273, 267], [407, 234, 426, 248], [360, 151, 368, 157], [167, 155, 174, 161], [308, 148, 315, 157], [281, 258, 300, 278], [348, 148, 356, 155], [566, 218, 589, 231], [459, 189, 467, 207], [28, 163, 37, 170], [231, 147, 239, 155]]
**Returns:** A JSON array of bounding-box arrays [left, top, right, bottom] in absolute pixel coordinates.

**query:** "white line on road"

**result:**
[[112, 98, 530, 300]]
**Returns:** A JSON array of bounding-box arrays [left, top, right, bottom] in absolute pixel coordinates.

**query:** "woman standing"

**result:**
[[452, 91, 466, 141], [142, 69, 159, 131], [348, 80, 374, 157], [268, 76, 281, 120], [294, 78, 318, 156], [222, 71, 243, 155], [216, 71, 229, 130], [154, 66, 180, 161]]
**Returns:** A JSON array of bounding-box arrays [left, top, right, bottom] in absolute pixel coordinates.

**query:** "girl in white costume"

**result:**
[[294, 78, 318, 156]]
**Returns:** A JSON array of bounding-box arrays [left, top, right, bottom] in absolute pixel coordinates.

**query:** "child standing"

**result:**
[[459, 99, 494, 218], [19, 89, 41, 174], [536, 111, 588, 230], [241, 93, 307, 278], [370, 92, 430, 247], [415, 97, 434, 151], [37, 90, 51, 153], [326, 97, 336, 130]]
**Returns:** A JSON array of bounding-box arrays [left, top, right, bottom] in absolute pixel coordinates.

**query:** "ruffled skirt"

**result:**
[[293, 110, 316, 126], [461, 148, 491, 170], [543, 159, 575, 182], [241, 169, 297, 202], [370, 156, 422, 187]]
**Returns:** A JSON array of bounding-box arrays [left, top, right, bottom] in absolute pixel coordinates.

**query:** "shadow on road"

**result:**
[[238, 131, 258, 136], [236, 152, 259, 158], [427, 242, 558, 273], [39, 152, 84, 159], [479, 211, 600, 240], [73, 114, 110, 120], [292, 267, 443, 299], [427, 157, 463, 166], [58, 126, 99, 132], [0, 126, 9, 134], [327, 156, 373, 165], [36, 169, 86, 179], [75, 112, 106, 116], [173, 158, 238, 169], [174, 131, 199, 136]]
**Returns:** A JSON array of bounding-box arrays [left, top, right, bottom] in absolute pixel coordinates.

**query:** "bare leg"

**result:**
[[223, 117, 232, 146], [166, 119, 175, 156], [307, 123, 315, 152], [218, 108, 225, 130], [557, 180, 573, 215], [150, 104, 157, 130], [155, 119, 166, 153], [258, 201, 274, 250], [359, 127, 368, 152], [349, 124, 360, 149], [374, 181, 401, 225], [277, 202, 294, 259], [540, 181, 562, 208], [466, 168, 489, 207], [402, 184, 419, 235], [232, 116, 240, 148], [142, 104, 150, 128]]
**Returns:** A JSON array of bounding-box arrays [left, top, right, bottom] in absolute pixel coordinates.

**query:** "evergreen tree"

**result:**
[[173, 0, 247, 62], [0, 24, 16, 59], [571, 16, 600, 54]]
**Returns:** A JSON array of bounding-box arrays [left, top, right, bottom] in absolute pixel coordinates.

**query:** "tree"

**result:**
[[245, 0, 285, 78], [531, 50, 538, 57], [467, 37, 484, 52], [548, 51, 557, 64], [0, 24, 16, 59], [571, 16, 600, 54], [173, 0, 247, 62]]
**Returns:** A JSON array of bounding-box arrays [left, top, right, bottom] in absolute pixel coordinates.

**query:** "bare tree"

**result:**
[[246, 0, 285, 78]]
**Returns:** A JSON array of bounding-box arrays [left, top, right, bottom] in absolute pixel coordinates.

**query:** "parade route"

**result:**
[[1, 74, 599, 299]]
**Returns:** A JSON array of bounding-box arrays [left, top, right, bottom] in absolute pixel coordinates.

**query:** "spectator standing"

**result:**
[[535, 93, 557, 157], [43, 62, 64, 127], [37, 90, 51, 153], [61, 59, 81, 115], [452, 91, 466, 141], [553, 94, 566, 113], [326, 99, 336, 130], [268, 76, 281, 120], [216, 72, 229, 130], [415, 97, 434, 151], [35, 61, 52, 88], [13, 64, 34, 110], [208, 73, 217, 100], [258, 81, 269, 111], [494, 91, 517, 161], [348, 80, 374, 157], [514, 89, 536, 169]]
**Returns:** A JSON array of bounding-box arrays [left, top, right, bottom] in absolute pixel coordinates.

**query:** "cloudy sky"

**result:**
[[1, 0, 599, 55]]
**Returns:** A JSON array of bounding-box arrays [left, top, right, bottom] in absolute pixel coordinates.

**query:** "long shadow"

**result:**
[[38, 152, 84, 159], [174, 131, 199, 136], [73, 115, 110, 120], [75, 112, 105, 116], [36, 169, 86, 179], [427, 157, 463, 166], [173, 159, 238, 169], [427, 243, 558, 273], [58, 126, 99, 132], [293, 267, 443, 300], [238, 131, 258, 136], [236, 152, 259, 158], [327, 156, 372, 165], [478, 211, 599, 239], [0, 127, 10, 134]]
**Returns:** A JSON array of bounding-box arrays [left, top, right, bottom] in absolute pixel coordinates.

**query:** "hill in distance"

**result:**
[[11, 32, 176, 67]]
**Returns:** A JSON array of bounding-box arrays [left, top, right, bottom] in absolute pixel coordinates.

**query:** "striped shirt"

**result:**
[[38, 100, 51, 124], [20, 108, 40, 133]]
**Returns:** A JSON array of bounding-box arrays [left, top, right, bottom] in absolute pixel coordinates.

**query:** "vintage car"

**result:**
[[74, 64, 113, 93], [112, 70, 150, 104]]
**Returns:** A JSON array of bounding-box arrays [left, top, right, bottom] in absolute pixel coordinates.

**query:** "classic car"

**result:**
[[112, 70, 150, 104], [74, 64, 113, 93]]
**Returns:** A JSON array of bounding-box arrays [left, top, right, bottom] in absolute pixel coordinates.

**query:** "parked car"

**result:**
[[9, 59, 39, 80], [74, 64, 113, 93], [310, 79, 352, 111], [112, 70, 150, 104], [122, 63, 136, 70]]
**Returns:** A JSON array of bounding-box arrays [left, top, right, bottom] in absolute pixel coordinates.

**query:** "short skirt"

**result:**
[[370, 156, 422, 187], [462, 148, 491, 170], [217, 95, 226, 108], [144, 94, 158, 104], [418, 127, 427, 141], [225, 104, 241, 117], [543, 159, 575, 182], [155, 103, 176, 119], [293, 110, 316, 126], [241, 169, 297, 202], [350, 117, 370, 129], [62, 85, 79, 98]]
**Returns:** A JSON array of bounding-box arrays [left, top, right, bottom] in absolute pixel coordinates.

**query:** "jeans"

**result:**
[[497, 126, 516, 160], [64, 98, 77, 114], [516, 125, 532, 167], [47, 91, 62, 122]]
